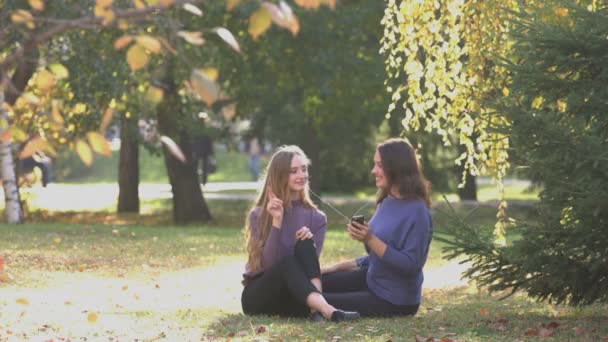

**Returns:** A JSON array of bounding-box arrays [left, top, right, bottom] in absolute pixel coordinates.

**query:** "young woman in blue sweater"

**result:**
[[321, 138, 433, 316], [241, 145, 360, 322]]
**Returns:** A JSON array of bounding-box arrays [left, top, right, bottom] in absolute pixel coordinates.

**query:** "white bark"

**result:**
[[0, 90, 23, 223]]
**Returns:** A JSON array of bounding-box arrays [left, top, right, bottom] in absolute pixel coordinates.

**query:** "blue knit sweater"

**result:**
[[356, 197, 433, 305]]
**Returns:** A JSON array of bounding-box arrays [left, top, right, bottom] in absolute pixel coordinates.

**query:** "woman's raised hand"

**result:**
[[347, 221, 372, 243], [295, 226, 313, 241], [266, 187, 284, 227]]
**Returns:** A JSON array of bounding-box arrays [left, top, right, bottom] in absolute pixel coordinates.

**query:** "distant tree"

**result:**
[[0, 0, 325, 223], [219, 0, 387, 193]]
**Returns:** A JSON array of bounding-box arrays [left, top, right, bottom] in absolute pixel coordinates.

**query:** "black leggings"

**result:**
[[241, 239, 321, 317], [322, 267, 419, 317]]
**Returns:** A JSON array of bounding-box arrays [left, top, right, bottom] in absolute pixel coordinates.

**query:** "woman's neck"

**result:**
[[290, 192, 302, 201], [388, 186, 401, 199]]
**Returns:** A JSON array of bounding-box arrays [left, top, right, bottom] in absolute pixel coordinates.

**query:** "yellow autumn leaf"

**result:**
[[117, 19, 129, 30], [556, 99, 567, 112], [20, 136, 57, 158], [531, 96, 544, 109], [48, 63, 69, 79], [136, 35, 162, 53], [102, 9, 115, 26], [51, 101, 65, 124], [288, 15, 300, 36], [22, 92, 40, 104], [555, 7, 568, 17], [87, 312, 99, 323], [145, 86, 164, 104], [16, 298, 30, 306], [226, 0, 241, 11], [100, 107, 114, 133], [9, 126, 28, 142], [199, 67, 218, 81], [126, 44, 149, 72], [53, 237, 62, 244], [11, 10, 34, 24], [190, 69, 220, 106], [177, 31, 205, 45], [294, 0, 320, 10], [28, 0, 44, 11], [35, 70, 56, 91], [76, 139, 93, 166], [320, 0, 336, 9], [133, 0, 146, 9], [248, 7, 272, 40], [86, 131, 112, 156], [96, 0, 112, 7], [114, 35, 133, 50]]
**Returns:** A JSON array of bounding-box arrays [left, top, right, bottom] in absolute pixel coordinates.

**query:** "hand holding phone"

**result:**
[[351, 215, 365, 225]]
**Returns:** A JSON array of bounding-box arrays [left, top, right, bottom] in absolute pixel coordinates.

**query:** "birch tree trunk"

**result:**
[[0, 90, 23, 223]]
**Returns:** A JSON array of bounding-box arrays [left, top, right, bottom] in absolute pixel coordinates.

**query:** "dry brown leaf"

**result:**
[[114, 35, 133, 50], [538, 328, 555, 337], [524, 328, 539, 336]]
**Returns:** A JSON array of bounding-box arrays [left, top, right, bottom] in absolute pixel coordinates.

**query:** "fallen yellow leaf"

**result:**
[[16, 298, 30, 306], [87, 312, 99, 323]]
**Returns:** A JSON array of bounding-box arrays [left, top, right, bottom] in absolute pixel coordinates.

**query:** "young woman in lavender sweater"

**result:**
[[321, 138, 433, 316], [241, 145, 360, 322]]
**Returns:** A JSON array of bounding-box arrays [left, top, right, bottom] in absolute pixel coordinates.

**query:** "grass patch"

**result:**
[[1, 207, 606, 341]]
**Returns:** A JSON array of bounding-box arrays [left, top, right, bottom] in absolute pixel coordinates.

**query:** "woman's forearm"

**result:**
[[321, 259, 358, 274]]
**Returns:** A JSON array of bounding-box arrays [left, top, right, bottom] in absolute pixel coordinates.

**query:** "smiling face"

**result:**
[[288, 154, 308, 193], [371, 149, 388, 190]]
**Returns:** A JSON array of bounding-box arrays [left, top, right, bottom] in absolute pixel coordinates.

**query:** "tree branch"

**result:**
[[0, 0, 205, 72]]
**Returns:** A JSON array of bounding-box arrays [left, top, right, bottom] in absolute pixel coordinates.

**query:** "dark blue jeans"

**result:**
[[322, 267, 419, 317]]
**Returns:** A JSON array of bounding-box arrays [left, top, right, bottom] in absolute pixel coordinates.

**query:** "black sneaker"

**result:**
[[308, 311, 324, 322], [330, 310, 360, 322]]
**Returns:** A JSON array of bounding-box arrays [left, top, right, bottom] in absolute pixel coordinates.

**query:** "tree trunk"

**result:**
[[457, 144, 478, 201], [156, 60, 211, 224], [0, 56, 37, 224], [117, 114, 140, 213], [0, 91, 22, 223]]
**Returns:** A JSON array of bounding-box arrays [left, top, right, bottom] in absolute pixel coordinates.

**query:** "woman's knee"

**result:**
[[294, 239, 316, 257]]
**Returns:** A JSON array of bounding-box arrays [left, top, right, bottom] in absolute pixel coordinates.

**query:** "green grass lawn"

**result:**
[[1, 195, 606, 341]]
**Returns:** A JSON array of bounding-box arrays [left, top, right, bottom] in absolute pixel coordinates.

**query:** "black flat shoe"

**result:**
[[330, 310, 360, 322], [308, 311, 324, 322]]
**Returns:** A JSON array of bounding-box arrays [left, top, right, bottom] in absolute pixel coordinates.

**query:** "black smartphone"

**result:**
[[351, 215, 365, 225]]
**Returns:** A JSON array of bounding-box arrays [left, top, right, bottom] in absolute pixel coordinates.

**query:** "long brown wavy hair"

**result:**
[[244, 145, 317, 273], [376, 138, 431, 207]]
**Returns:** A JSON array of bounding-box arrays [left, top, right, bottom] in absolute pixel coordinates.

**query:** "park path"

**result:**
[[22, 179, 535, 211]]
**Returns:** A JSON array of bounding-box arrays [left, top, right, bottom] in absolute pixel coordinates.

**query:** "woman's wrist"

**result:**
[[272, 217, 282, 228]]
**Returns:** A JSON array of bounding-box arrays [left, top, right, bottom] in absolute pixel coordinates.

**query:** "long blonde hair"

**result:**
[[244, 145, 317, 273]]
